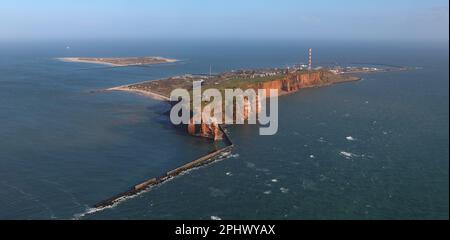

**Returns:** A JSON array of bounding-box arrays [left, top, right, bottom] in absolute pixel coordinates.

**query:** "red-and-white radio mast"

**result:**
[[308, 48, 313, 71]]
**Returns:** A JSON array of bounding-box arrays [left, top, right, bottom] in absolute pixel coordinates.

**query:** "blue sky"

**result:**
[[1, 0, 448, 42]]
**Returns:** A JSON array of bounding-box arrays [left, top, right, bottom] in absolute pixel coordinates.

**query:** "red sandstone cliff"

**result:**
[[187, 117, 224, 141], [253, 71, 331, 97]]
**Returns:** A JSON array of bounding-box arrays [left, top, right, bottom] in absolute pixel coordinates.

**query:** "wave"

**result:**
[[280, 187, 289, 194], [346, 136, 357, 141], [339, 151, 358, 159]]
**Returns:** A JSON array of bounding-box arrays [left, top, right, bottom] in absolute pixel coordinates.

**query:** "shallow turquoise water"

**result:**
[[0, 40, 448, 219]]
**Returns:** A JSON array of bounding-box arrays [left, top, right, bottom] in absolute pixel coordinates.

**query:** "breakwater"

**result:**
[[94, 125, 234, 209]]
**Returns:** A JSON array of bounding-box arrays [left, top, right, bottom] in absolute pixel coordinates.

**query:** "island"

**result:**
[[80, 60, 407, 209], [58, 56, 178, 66]]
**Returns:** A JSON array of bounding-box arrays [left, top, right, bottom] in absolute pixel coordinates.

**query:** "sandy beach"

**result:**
[[58, 58, 121, 66], [58, 57, 179, 67], [107, 85, 171, 101]]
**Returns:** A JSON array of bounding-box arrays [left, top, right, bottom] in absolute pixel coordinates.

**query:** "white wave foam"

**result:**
[[220, 152, 230, 158], [280, 187, 289, 194], [229, 153, 240, 158], [346, 136, 357, 141], [72, 189, 145, 219], [211, 216, 222, 220], [73, 205, 111, 220], [339, 151, 359, 159]]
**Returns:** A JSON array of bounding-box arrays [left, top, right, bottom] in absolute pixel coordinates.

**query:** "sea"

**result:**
[[0, 40, 448, 220]]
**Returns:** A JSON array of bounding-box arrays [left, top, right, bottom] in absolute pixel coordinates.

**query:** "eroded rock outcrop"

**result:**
[[187, 117, 224, 141]]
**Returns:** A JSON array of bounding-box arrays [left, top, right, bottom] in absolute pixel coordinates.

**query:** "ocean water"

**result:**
[[0, 40, 448, 220]]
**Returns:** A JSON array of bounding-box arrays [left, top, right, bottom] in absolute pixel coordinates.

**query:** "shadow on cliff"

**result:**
[[145, 102, 220, 145]]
